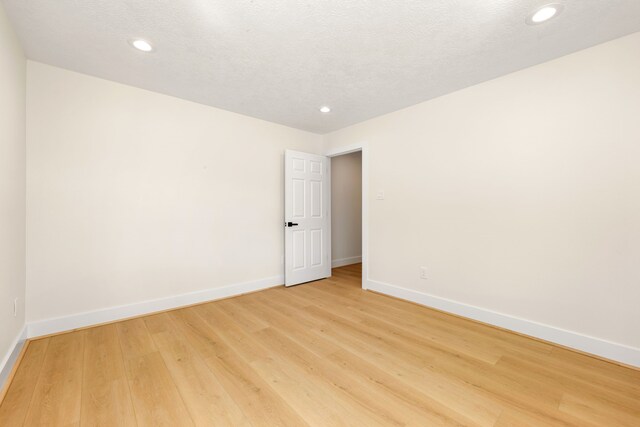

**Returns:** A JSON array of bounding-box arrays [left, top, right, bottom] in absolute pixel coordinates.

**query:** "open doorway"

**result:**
[[330, 150, 362, 288], [283, 147, 367, 288]]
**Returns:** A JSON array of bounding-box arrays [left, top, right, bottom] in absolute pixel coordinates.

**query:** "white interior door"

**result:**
[[284, 150, 331, 286]]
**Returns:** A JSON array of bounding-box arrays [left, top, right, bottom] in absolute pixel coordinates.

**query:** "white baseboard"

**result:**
[[332, 256, 362, 268], [27, 275, 284, 339], [0, 325, 27, 393], [366, 279, 640, 368]]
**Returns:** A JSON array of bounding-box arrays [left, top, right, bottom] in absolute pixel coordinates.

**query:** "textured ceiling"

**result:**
[[3, 0, 640, 133]]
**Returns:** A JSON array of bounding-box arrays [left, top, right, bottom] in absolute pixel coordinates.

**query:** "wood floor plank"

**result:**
[[248, 355, 364, 427], [235, 293, 341, 357], [300, 303, 567, 415], [306, 282, 538, 361], [559, 392, 640, 427], [215, 298, 271, 332], [195, 303, 358, 426], [308, 315, 505, 426], [197, 299, 389, 427], [0, 339, 50, 426], [251, 326, 463, 426], [117, 318, 158, 360], [169, 308, 309, 427], [549, 347, 640, 392], [272, 294, 502, 425], [496, 354, 640, 411], [494, 408, 584, 427], [2, 264, 639, 426], [192, 303, 274, 363], [301, 284, 503, 364], [81, 324, 136, 427], [326, 348, 490, 426], [23, 332, 85, 426], [124, 351, 194, 427], [145, 313, 251, 427], [311, 278, 554, 359], [313, 277, 555, 355], [551, 346, 640, 382]]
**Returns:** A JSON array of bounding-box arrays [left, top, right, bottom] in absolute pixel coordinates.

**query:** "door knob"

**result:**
[[285, 222, 299, 227]]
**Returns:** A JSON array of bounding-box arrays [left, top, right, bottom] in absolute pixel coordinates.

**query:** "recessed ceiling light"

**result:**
[[526, 3, 563, 25], [319, 106, 331, 113], [130, 39, 154, 52]]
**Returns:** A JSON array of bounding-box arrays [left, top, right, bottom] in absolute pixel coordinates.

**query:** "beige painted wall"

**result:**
[[331, 151, 362, 264], [26, 61, 323, 323], [0, 5, 26, 366], [325, 32, 640, 349]]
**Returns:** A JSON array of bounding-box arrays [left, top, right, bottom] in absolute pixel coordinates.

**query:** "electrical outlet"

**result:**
[[420, 267, 428, 279], [376, 191, 385, 200]]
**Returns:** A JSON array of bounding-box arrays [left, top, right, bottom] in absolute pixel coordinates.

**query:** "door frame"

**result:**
[[325, 143, 368, 289]]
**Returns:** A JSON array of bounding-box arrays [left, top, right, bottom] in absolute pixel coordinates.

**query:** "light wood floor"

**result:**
[[1, 264, 639, 426]]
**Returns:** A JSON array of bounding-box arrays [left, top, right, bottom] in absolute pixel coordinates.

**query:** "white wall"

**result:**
[[325, 33, 640, 357], [0, 4, 26, 374], [26, 61, 322, 325], [331, 151, 362, 266]]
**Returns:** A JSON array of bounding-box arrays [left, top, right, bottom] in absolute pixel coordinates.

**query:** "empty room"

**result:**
[[1, 0, 639, 426]]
